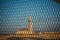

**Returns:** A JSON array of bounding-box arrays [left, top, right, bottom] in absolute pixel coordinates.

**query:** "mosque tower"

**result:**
[[28, 16, 33, 33], [16, 16, 33, 34]]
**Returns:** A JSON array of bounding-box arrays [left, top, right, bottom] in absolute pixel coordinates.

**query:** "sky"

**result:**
[[0, 0, 60, 34]]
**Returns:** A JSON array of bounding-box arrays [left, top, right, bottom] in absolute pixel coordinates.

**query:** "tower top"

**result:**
[[28, 16, 32, 22]]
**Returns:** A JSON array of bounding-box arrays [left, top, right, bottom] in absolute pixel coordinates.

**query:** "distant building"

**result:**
[[16, 16, 33, 34]]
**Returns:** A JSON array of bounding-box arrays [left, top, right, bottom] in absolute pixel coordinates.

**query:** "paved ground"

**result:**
[[0, 34, 60, 40]]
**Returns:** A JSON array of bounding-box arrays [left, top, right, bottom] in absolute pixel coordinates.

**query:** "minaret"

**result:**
[[28, 16, 33, 33]]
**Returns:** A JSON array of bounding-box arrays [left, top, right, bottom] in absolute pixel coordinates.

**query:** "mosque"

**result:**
[[15, 17, 60, 39], [0, 17, 59, 40], [16, 16, 34, 34]]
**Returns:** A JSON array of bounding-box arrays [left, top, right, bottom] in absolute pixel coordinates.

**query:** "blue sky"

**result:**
[[0, 0, 60, 34]]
